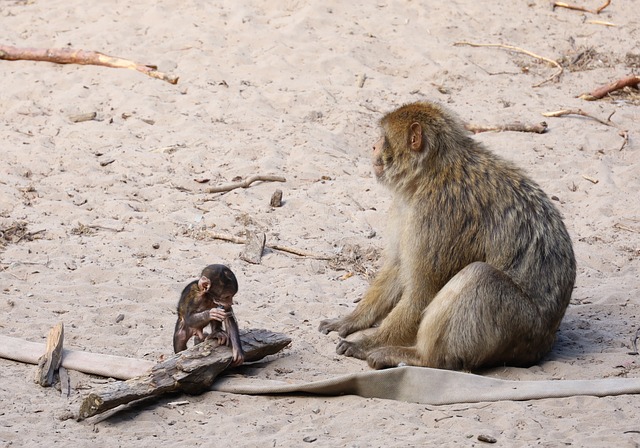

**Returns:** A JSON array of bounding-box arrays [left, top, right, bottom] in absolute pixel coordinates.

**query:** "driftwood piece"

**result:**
[[240, 231, 266, 264], [34, 322, 64, 387], [579, 75, 640, 101], [465, 122, 548, 134], [206, 175, 286, 194], [0, 45, 178, 84], [78, 329, 291, 420]]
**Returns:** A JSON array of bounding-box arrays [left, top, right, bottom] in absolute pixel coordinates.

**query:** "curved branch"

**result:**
[[206, 175, 286, 194]]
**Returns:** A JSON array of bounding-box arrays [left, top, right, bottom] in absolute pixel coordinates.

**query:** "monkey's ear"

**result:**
[[198, 275, 211, 292], [409, 122, 423, 151]]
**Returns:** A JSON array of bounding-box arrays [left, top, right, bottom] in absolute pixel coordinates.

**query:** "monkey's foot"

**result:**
[[206, 331, 228, 346], [319, 317, 362, 338], [367, 346, 419, 370], [336, 339, 370, 360]]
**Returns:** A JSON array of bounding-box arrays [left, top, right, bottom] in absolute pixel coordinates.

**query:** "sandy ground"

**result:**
[[1, 0, 640, 446]]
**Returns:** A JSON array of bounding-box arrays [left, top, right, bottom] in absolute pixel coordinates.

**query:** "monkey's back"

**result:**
[[405, 140, 576, 326]]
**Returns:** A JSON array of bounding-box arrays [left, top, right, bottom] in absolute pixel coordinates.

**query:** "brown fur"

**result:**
[[319, 101, 576, 370], [173, 264, 244, 366]]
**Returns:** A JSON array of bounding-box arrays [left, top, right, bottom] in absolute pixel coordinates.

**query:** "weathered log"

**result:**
[[78, 329, 290, 420]]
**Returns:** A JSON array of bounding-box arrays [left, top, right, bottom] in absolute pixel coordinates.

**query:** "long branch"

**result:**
[[210, 232, 332, 260], [206, 175, 286, 194], [0, 45, 178, 84]]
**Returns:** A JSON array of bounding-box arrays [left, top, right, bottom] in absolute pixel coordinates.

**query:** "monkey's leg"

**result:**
[[319, 262, 402, 337], [407, 261, 551, 370], [336, 285, 426, 359], [173, 320, 194, 353]]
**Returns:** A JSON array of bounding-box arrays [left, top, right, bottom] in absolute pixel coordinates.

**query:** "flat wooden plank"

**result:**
[[0, 335, 155, 380]]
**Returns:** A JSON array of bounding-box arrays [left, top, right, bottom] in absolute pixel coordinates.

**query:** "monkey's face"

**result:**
[[372, 135, 386, 178]]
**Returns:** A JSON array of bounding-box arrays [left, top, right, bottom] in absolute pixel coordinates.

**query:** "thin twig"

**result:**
[[616, 129, 630, 151], [542, 109, 612, 127], [579, 75, 640, 101], [206, 175, 286, 194], [628, 328, 640, 355], [454, 41, 563, 87], [585, 20, 617, 26], [553, 0, 611, 14], [582, 175, 599, 184], [465, 122, 548, 134], [542, 108, 629, 150], [210, 232, 331, 260], [614, 223, 640, 234], [0, 45, 178, 84]]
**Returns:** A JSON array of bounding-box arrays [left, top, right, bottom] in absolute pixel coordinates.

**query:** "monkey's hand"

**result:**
[[231, 347, 244, 367], [366, 347, 410, 370], [208, 308, 227, 322], [335, 339, 370, 360], [318, 317, 361, 338]]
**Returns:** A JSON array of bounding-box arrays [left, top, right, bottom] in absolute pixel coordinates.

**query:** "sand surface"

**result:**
[[1, 0, 640, 446]]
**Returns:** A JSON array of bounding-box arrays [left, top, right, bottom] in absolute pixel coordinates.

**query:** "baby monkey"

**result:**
[[173, 264, 244, 366]]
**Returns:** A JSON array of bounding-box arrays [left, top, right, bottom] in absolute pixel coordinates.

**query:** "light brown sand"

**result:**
[[1, 0, 639, 446]]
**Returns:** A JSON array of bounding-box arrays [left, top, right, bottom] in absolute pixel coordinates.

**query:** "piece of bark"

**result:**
[[34, 322, 64, 387], [77, 329, 291, 420], [240, 231, 266, 264], [270, 189, 283, 207]]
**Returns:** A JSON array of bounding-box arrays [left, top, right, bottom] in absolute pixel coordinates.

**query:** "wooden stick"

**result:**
[[585, 19, 617, 26], [205, 175, 286, 194], [542, 108, 613, 126], [78, 329, 291, 420], [465, 122, 548, 134], [454, 41, 563, 87], [579, 75, 640, 101], [210, 231, 332, 260], [0, 335, 155, 379], [542, 109, 629, 151], [34, 322, 64, 387], [0, 45, 178, 84], [553, 0, 611, 14]]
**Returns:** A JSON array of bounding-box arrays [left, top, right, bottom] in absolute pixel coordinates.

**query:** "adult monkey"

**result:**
[[319, 101, 576, 370]]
